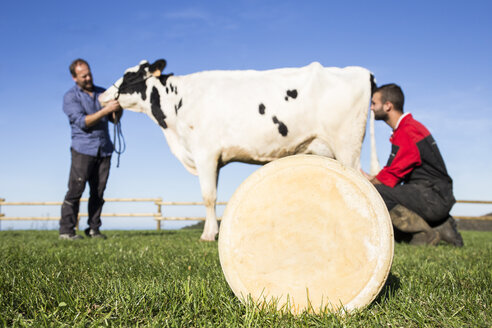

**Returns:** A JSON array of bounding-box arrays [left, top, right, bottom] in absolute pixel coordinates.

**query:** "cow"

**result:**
[[99, 59, 380, 241]]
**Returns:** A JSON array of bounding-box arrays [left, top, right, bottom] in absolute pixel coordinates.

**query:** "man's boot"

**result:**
[[389, 205, 440, 246], [433, 216, 464, 247]]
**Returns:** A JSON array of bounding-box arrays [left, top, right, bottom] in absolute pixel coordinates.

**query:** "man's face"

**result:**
[[371, 92, 388, 121], [72, 63, 93, 92]]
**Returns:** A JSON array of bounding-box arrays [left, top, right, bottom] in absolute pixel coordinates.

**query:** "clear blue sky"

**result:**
[[1, 0, 491, 230]]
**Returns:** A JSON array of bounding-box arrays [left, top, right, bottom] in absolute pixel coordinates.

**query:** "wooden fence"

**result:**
[[0, 198, 490, 231], [454, 200, 492, 221], [0, 198, 227, 230]]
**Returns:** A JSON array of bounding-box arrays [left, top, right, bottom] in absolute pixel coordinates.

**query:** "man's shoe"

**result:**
[[434, 216, 464, 247], [390, 205, 441, 246], [59, 233, 83, 240], [410, 229, 441, 246], [84, 228, 107, 239]]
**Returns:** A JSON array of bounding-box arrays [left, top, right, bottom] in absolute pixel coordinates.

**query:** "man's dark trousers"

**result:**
[[60, 148, 111, 234], [375, 182, 455, 226]]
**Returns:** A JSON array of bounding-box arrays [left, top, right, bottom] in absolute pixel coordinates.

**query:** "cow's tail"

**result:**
[[369, 110, 380, 175], [369, 74, 381, 176]]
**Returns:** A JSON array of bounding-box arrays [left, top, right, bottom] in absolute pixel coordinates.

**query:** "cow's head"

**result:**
[[99, 59, 167, 113]]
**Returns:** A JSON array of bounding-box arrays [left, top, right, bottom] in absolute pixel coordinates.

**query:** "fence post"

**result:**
[[0, 198, 4, 231], [156, 198, 162, 231]]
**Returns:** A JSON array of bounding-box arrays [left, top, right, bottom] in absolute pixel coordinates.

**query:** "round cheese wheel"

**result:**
[[218, 155, 393, 314]]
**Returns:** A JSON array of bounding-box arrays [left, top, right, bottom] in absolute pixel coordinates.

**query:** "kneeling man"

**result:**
[[363, 84, 463, 246]]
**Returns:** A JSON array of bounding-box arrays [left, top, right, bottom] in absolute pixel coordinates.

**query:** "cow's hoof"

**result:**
[[199, 234, 217, 242]]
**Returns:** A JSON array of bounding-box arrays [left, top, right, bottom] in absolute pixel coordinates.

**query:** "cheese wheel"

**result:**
[[218, 155, 393, 314]]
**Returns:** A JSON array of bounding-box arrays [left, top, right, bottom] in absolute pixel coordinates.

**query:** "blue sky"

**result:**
[[1, 0, 491, 230]]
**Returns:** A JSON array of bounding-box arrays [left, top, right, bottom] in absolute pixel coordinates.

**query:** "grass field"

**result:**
[[0, 229, 490, 327]]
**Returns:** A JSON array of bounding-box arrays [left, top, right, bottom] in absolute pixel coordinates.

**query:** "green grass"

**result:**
[[0, 230, 490, 327]]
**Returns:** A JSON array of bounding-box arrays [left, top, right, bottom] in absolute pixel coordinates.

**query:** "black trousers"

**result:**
[[375, 182, 455, 226], [60, 149, 111, 234]]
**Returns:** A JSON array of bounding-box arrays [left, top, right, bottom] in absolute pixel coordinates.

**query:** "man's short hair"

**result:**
[[69, 58, 90, 77], [375, 84, 404, 112]]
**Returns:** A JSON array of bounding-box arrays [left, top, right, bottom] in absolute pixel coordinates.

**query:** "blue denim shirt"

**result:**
[[63, 84, 113, 157]]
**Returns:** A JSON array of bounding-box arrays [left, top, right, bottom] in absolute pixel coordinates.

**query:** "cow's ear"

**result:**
[[149, 59, 167, 76]]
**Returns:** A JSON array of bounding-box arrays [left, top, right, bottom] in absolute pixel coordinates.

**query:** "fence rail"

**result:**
[[0, 198, 491, 230], [0, 197, 229, 230], [456, 200, 492, 204]]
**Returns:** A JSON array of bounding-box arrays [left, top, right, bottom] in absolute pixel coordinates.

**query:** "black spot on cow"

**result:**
[[166, 87, 169, 94], [285, 89, 298, 101], [150, 87, 167, 129], [259, 103, 266, 115], [158, 73, 174, 87], [370, 74, 377, 95], [170, 83, 174, 93], [272, 116, 288, 137], [175, 98, 183, 114], [118, 63, 150, 100]]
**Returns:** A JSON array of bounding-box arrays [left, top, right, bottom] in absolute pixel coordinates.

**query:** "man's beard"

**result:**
[[80, 81, 94, 92], [373, 110, 388, 121]]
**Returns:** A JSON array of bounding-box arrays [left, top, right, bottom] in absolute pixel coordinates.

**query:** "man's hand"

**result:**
[[104, 100, 122, 115], [85, 100, 122, 128], [360, 169, 372, 179], [360, 169, 382, 185]]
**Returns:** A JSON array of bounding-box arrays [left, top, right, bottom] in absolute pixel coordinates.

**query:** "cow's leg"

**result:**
[[333, 111, 367, 171], [195, 157, 220, 241], [332, 131, 363, 170], [332, 137, 364, 171], [336, 148, 362, 171]]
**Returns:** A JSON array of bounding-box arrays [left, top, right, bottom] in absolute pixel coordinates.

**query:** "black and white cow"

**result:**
[[100, 59, 380, 241]]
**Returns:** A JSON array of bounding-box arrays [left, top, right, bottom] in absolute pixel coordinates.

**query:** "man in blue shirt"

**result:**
[[60, 59, 122, 240]]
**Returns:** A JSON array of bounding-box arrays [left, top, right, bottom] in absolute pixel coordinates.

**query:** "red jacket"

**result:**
[[376, 114, 452, 189]]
